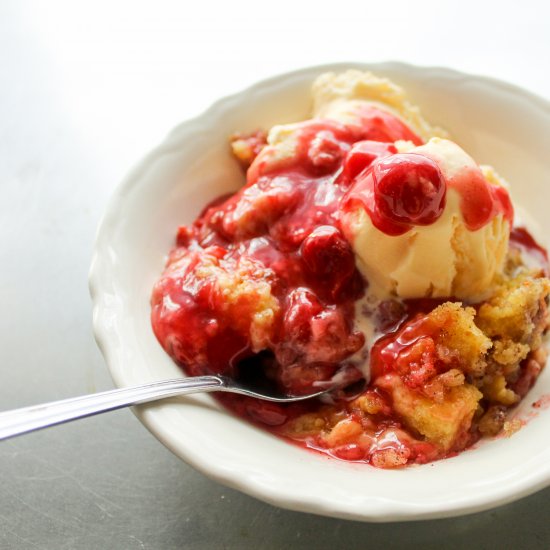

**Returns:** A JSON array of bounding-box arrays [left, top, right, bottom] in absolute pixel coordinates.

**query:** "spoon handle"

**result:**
[[0, 376, 226, 441]]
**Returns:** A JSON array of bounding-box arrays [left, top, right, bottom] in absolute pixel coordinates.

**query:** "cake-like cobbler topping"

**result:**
[[151, 70, 549, 468]]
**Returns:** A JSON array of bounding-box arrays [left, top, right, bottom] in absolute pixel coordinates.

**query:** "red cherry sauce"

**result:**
[[152, 115, 422, 394], [510, 226, 550, 275], [150, 110, 494, 466]]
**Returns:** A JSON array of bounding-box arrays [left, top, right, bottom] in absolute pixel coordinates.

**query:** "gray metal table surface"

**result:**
[[1, 2, 549, 549]]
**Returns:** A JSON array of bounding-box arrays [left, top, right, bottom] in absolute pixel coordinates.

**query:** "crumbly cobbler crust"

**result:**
[[281, 269, 550, 463]]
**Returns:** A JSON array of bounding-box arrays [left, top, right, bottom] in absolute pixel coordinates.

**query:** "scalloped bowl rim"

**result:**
[[89, 61, 550, 522]]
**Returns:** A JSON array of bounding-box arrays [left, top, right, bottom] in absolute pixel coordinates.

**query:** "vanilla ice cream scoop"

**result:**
[[341, 138, 514, 300], [312, 70, 446, 143]]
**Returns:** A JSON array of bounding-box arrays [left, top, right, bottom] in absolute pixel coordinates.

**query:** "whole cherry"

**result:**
[[300, 226, 357, 299], [373, 153, 446, 226]]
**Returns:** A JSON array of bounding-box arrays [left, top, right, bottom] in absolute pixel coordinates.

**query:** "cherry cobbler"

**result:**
[[151, 71, 550, 468]]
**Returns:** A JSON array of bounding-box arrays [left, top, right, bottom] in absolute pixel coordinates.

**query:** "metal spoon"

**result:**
[[0, 375, 329, 441]]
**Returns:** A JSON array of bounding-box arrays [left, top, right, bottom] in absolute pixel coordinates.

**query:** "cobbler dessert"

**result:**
[[151, 70, 550, 468]]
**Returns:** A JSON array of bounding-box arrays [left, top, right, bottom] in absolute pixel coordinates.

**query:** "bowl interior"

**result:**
[[91, 62, 550, 521]]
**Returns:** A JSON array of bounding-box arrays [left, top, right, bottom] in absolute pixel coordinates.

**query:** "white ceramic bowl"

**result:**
[[89, 62, 550, 522]]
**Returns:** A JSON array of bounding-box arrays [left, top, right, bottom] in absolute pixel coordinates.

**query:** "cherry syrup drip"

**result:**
[[510, 226, 550, 275]]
